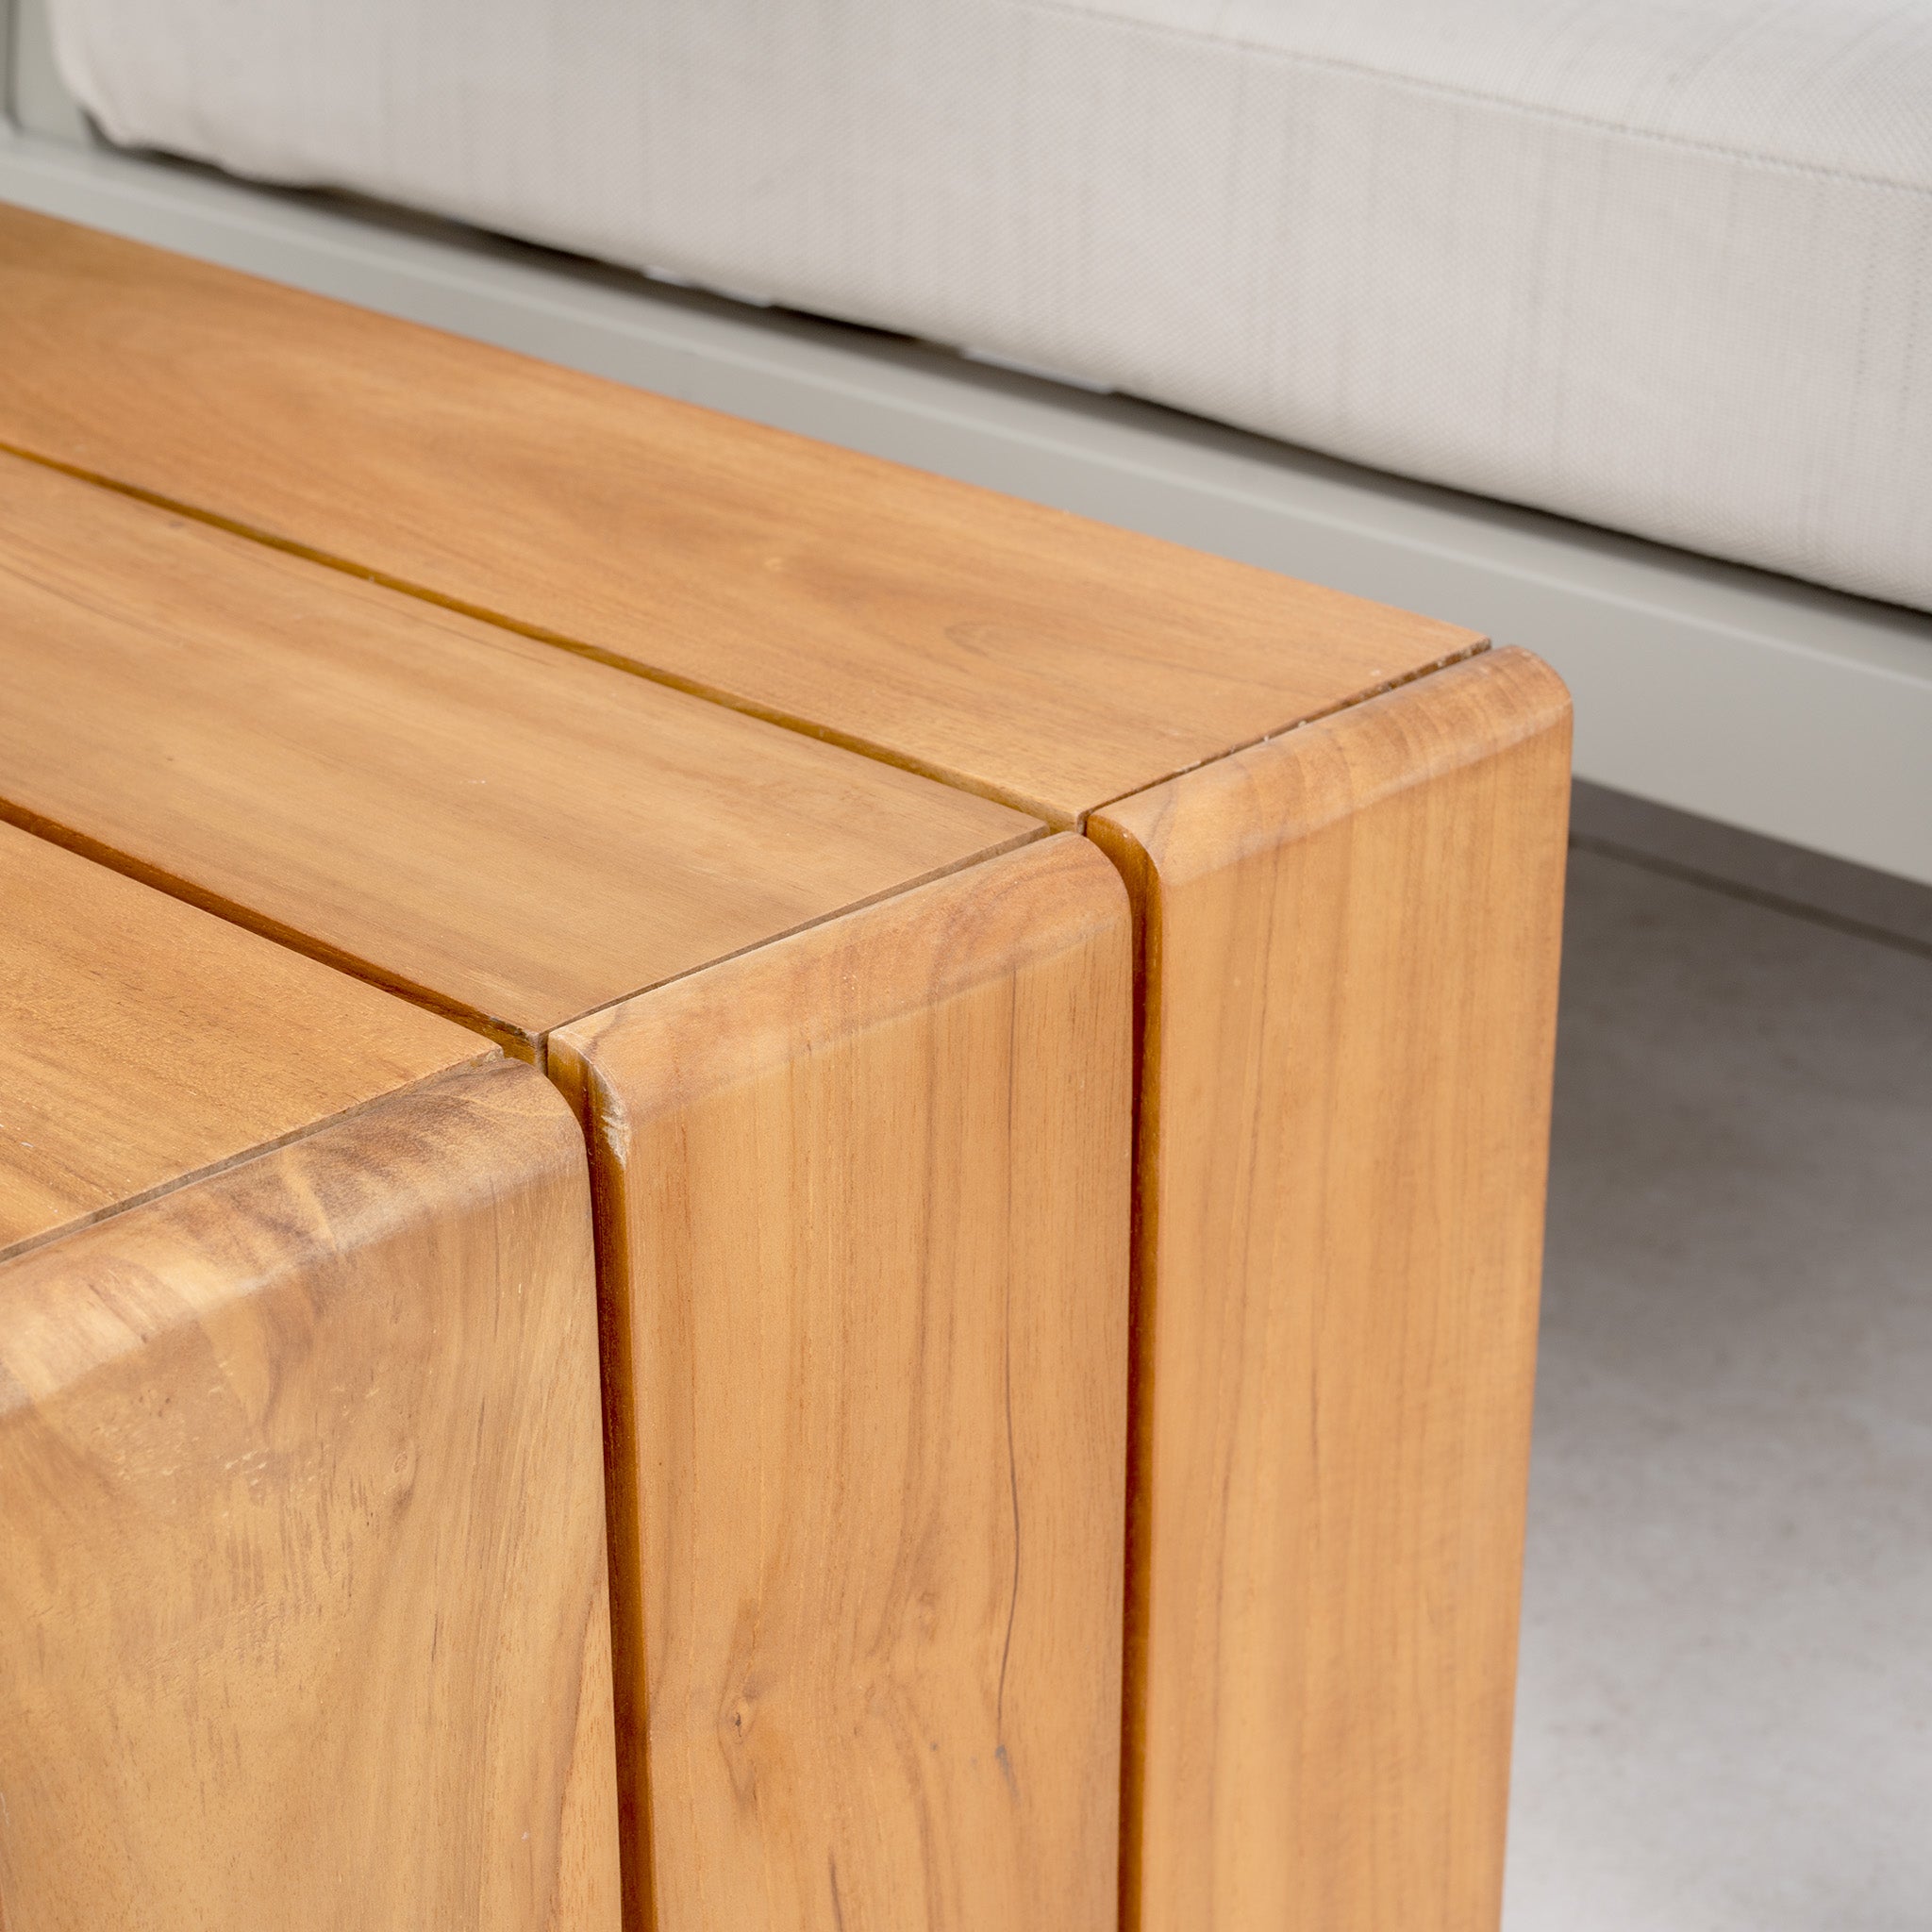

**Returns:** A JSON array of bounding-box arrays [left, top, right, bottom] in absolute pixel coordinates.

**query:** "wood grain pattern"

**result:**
[[0, 1059, 621, 1932], [0, 449, 1039, 1055], [0, 208, 1574, 1932], [0, 817, 491, 1258], [548, 835, 1132, 1932], [0, 204, 1481, 825], [1089, 649, 1572, 1932]]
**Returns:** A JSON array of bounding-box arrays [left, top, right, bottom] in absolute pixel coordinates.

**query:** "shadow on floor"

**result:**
[[1505, 801, 1932, 1931]]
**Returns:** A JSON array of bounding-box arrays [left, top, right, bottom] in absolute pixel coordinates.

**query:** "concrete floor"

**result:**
[[1504, 795, 1932, 1930]]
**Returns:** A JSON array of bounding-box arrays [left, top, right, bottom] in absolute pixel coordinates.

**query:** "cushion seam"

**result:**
[[1016, 0, 1932, 200]]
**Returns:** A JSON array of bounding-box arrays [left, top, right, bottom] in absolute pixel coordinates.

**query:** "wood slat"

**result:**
[[0, 1059, 621, 1931], [0, 449, 1039, 1056], [1090, 649, 1572, 1932], [0, 203, 1480, 826], [549, 835, 1131, 1932], [0, 416, 1124, 1932]]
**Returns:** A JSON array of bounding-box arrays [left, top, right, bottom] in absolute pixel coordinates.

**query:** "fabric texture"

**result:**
[[47, 0, 1932, 610]]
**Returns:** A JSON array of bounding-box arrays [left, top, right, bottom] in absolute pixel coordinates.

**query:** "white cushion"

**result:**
[[48, 0, 1932, 609]]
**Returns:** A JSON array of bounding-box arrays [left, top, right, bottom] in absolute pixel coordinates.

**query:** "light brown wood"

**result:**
[[0, 817, 491, 1258], [0, 1057, 622, 1931], [0, 449, 1039, 1056], [1088, 648, 1572, 1932], [548, 834, 1132, 1932], [0, 444, 1133, 1932], [0, 204, 1481, 825], [0, 208, 1578, 1932]]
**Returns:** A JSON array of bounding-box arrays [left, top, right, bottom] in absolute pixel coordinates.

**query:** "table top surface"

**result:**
[[0, 204, 1485, 828], [0, 820, 491, 1261], [0, 452, 1038, 1058]]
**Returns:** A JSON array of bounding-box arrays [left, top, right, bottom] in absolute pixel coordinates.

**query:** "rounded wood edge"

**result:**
[[1089, 646, 1572, 889], [0, 1059, 587, 1410], [548, 832, 1128, 1120]]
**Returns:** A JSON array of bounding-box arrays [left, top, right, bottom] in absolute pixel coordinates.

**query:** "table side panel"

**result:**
[[0, 1061, 621, 1932], [1090, 648, 1572, 1932], [550, 835, 1133, 1932]]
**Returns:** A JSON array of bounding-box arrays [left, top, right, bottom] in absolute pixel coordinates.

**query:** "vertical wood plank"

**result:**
[[0, 1061, 622, 1932], [550, 835, 1132, 1932], [1090, 648, 1573, 1932]]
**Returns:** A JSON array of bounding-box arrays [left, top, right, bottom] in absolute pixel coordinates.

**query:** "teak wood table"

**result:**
[[0, 446, 1131, 1932], [0, 205, 1572, 1932], [0, 820, 621, 1930]]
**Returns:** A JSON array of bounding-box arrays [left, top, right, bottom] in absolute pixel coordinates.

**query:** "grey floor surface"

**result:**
[[1503, 801, 1932, 1931]]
